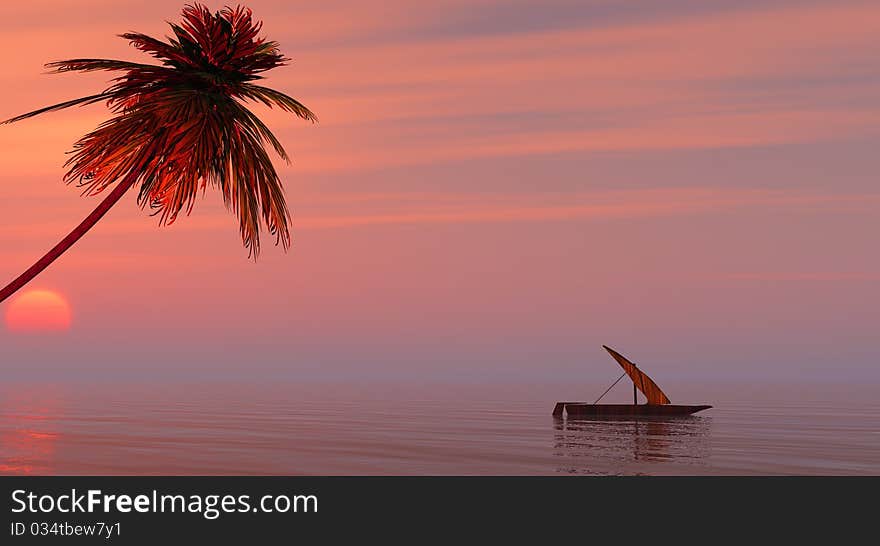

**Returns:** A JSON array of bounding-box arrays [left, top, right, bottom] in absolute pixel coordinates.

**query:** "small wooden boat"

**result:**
[[553, 345, 712, 418]]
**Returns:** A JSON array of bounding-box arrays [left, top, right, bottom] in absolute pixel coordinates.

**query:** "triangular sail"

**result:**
[[602, 345, 671, 405]]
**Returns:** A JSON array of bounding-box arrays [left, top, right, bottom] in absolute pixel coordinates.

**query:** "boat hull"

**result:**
[[553, 403, 711, 417]]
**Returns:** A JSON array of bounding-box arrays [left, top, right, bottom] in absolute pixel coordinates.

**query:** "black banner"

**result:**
[[1, 477, 873, 543]]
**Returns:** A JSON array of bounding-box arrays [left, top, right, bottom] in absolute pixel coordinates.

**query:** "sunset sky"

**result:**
[[1, 0, 878, 384]]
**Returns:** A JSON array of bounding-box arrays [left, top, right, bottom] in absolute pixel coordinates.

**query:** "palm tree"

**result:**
[[0, 3, 316, 304]]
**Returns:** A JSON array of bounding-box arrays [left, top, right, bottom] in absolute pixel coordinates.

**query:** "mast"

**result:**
[[633, 382, 637, 405]]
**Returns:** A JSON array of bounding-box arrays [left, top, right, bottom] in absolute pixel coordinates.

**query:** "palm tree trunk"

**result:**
[[0, 175, 136, 304]]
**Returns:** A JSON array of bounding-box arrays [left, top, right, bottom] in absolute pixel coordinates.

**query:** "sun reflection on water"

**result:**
[[0, 389, 64, 475]]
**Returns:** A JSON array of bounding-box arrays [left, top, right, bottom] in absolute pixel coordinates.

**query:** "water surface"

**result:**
[[0, 381, 877, 475]]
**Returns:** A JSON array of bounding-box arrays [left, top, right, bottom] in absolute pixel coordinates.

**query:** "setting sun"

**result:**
[[4, 290, 72, 333]]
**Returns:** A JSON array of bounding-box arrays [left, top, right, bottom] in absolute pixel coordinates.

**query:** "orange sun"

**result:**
[[5, 290, 72, 333]]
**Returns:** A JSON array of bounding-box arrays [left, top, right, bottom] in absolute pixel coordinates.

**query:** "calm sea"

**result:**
[[1, 381, 877, 475]]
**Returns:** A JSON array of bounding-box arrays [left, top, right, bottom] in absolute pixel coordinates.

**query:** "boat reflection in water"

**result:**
[[552, 415, 711, 474]]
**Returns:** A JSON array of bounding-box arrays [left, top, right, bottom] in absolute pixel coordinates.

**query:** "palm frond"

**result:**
[[230, 100, 291, 163], [1, 93, 111, 125], [239, 84, 318, 123], [45, 59, 170, 74]]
